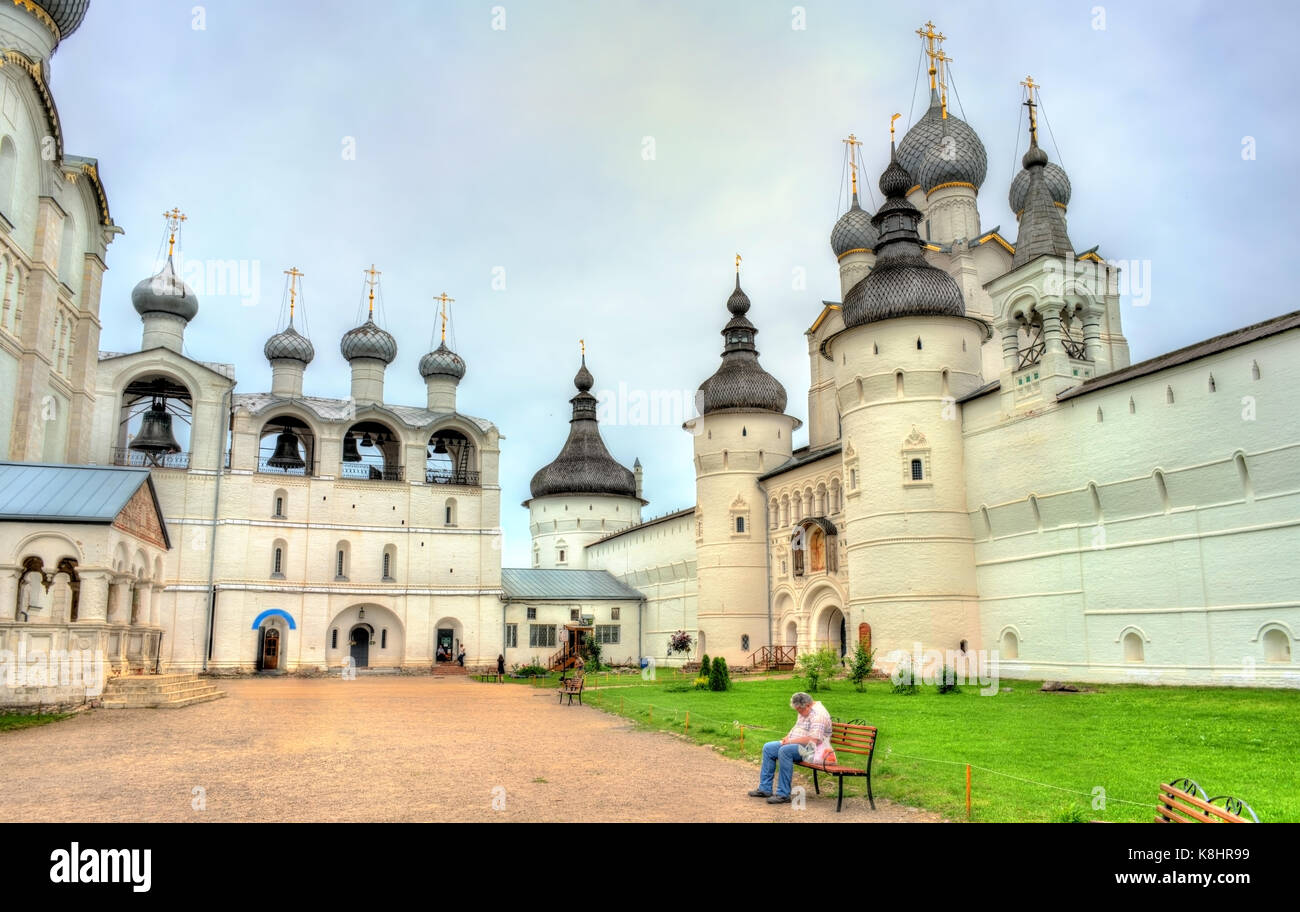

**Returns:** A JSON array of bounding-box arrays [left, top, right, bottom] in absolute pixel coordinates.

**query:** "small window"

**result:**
[[274, 495, 284, 518], [1123, 631, 1144, 663], [735, 516, 745, 533], [529, 624, 557, 648], [911, 459, 923, 481], [381, 628, 388, 649], [570, 608, 580, 621], [445, 505, 453, 524], [272, 547, 283, 576], [527, 606, 536, 620], [741, 634, 750, 652], [336, 550, 346, 579], [331, 628, 338, 649], [1208, 374, 1216, 393], [1251, 360, 1260, 381], [916, 337, 922, 350], [505, 623, 518, 649], [611, 607, 620, 621], [850, 469, 857, 489], [558, 549, 566, 563]]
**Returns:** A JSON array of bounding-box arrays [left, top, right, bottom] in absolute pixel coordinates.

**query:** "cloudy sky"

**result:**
[[53, 0, 1297, 566]]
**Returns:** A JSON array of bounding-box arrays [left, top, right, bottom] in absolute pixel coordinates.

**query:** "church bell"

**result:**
[[342, 433, 361, 462], [267, 430, 305, 470], [130, 401, 182, 456], [431, 436, 448, 455]]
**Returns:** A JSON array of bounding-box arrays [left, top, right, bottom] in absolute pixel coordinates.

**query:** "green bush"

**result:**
[[797, 648, 839, 692], [1051, 803, 1090, 823], [935, 665, 960, 695], [848, 643, 875, 692], [693, 676, 710, 690], [891, 660, 918, 695], [580, 633, 602, 671], [699, 653, 711, 678], [514, 663, 549, 677], [709, 656, 730, 691]]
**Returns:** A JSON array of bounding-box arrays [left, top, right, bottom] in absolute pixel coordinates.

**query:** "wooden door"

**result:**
[[262, 628, 280, 671]]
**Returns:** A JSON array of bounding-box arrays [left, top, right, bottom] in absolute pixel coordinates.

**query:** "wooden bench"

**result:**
[[557, 676, 585, 706], [794, 720, 877, 812], [1155, 778, 1258, 823]]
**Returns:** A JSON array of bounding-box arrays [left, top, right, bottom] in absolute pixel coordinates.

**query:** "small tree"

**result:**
[[935, 664, 960, 695], [848, 643, 875, 692], [699, 652, 711, 676], [891, 658, 918, 695], [580, 633, 602, 671], [666, 630, 694, 658], [797, 648, 839, 692], [709, 656, 731, 691]]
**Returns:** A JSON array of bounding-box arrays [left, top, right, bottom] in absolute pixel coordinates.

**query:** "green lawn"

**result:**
[[580, 676, 1296, 822], [0, 713, 70, 733]]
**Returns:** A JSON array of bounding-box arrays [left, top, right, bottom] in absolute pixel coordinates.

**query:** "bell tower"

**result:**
[[686, 259, 797, 664]]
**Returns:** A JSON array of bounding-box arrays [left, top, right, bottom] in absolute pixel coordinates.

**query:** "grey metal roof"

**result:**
[[131, 256, 198, 322], [757, 443, 842, 481], [1010, 159, 1070, 216], [0, 462, 169, 546], [698, 276, 788, 415], [419, 341, 466, 380], [586, 506, 696, 546], [340, 318, 397, 364], [896, 90, 988, 193], [35, 1, 89, 38], [233, 393, 496, 434], [1011, 144, 1074, 270], [264, 321, 315, 365], [831, 193, 878, 257], [501, 568, 644, 601]]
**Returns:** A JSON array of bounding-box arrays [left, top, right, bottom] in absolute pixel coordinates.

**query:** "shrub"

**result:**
[[666, 630, 694, 656], [580, 633, 602, 671], [514, 663, 548, 677], [708, 656, 730, 691], [797, 648, 839, 692], [848, 643, 875, 692], [699, 653, 711, 677], [693, 676, 710, 690], [1052, 803, 1090, 823], [935, 665, 960, 695], [891, 659, 918, 695]]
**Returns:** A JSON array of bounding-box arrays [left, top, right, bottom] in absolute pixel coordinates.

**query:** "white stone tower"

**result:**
[[133, 209, 199, 355], [263, 267, 314, 398], [824, 145, 987, 672], [339, 265, 397, 405], [419, 294, 466, 412], [526, 350, 644, 569], [686, 265, 797, 664]]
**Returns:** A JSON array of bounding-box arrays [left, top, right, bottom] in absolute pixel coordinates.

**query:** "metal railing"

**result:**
[[339, 462, 404, 482], [425, 468, 480, 486], [112, 447, 190, 469], [256, 458, 313, 477]]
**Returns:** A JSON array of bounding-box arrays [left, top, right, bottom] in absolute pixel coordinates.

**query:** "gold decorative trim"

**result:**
[[976, 232, 1015, 255], [1077, 251, 1104, 264], [835, 247, 873, 261], [7, 1, 60, 40], [905, 184, 921, 197], [926, 181, 976, 198], [922, 243, 941, 251]]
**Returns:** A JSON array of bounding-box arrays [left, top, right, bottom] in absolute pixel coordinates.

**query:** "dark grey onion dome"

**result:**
[[419, 341, 466, 380], [131, 256, 198, 322], [697, 275, 787, 414], [842, 146, 965, 327], [529, 356, 637, 500], [35, 0, 89, 37], [830, 192, 879, 258], [896, 90, 988, 194], [1010, 141, 1074, 270], [340, 318, 397, 364], [264, 321, 315, 365], [1009, 158, 1071, 215]]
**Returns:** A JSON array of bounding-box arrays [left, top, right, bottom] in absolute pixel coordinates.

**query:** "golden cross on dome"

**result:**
[[890, 112, 901, 144], [284, 266, 303, 320], [1021, 75, 1040, 145], [842, 133, 862, 195], [580, 338, 586, 359], [916, 21, 945, 92], [936, 46, 952, 119], [435, 292, 454, 341], [735, 253, 742, 274], [364, 264, 381, 318], [162, 207, 187, 258]]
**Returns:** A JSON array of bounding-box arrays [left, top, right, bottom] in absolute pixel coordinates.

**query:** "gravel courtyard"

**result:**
[[0, 677, 942, 822]]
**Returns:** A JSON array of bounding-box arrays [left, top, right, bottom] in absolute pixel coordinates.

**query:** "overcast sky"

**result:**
[[53, 0, 1298, 567]]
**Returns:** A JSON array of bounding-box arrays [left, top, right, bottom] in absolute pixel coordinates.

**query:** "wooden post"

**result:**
[[740, 725, 745, 751], [966, 764, 972, 820], [685, 711, 690, 732]]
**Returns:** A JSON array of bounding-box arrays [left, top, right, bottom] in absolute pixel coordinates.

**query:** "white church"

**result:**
[[0, 4, 1296, 707]]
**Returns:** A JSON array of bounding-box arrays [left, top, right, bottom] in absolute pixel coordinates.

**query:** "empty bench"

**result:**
[[558, 676, 585, 706], [794, 720, 877, 812], [1155, 777, 1258, 823]]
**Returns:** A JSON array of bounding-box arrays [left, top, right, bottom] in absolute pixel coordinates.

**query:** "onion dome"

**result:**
[[340, 318, 397, 363], [841, 146, 965, 327], [830, 192, 879, 257], [419, 341, 466, 380], [264, 320, 315, 365], [697, 274, 787, 414], [896, 90, 988, 194], [529, 356, 637, 500], [1010, 159, 1070, 216], [131, 256, 198, 322], [1010, 140, 1074, 269], [34, 1, 89, 38]]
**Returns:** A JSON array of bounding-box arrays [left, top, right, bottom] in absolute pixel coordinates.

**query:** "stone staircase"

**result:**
[[101, 673, 226, 709], [432, 664, 469, 677]]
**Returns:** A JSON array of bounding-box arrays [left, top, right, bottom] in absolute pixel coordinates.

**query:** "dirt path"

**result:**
[[0, 677, 943, 822]]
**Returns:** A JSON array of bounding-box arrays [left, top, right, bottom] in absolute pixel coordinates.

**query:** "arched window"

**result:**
[[916, 337, 922, 350], [1123, 631, 1144, 663], [381, 628, 388, 649], [1263, 628, 1291, 663], [0, 136, 15, 219], [910, 459, 923, 481], [331, 628, 338, 649], [1208, 374, 1216, 393], [335, 541, 350, 580], [118, 373, 194, 469], [1251, 360, 1261, 381], [426, 428, 478, 485], [382, 551, 391, 580], [342, 420, 401, 481], [59, 211, 79, 292], [735, 516, 745, 533], [259, 415, 315, 477], [273, 490, 286, 518], [444, 497, 457, 526]]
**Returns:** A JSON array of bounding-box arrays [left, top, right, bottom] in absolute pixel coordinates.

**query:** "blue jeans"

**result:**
[[759, 741, 803, 797]]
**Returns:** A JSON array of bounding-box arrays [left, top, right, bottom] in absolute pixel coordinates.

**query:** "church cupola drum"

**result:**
[[419, 293, 467, 412], [132, 209, 199, 354], [340, 264, 397, 404]]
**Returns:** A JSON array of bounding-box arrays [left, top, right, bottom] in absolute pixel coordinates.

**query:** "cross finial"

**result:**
[[364, 264, 381, 318], [890, 112, 901, 144], [842, 133, 862, 195], [435, 292, 454, 341], [916, 20, 945, 92], [735, 253, 742, 274], [1021, 75, 1041, 146], [936, 46, 952, 119], [580, 338, 585, 360], [284, 266, 304, 321], [162, 207, 187, 258]]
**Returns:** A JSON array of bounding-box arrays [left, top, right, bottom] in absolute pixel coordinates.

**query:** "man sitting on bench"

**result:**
[[749, 692, 831, 805]]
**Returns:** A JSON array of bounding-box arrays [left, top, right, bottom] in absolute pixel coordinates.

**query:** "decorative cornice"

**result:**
[[835, 247, 873, 262], [7, 1, 60, 40], [925, 180, 976, 198]]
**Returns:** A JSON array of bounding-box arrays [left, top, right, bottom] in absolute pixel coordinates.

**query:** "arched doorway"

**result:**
[[785, 620, 798, 647], [350, 624, 373, 668], [433, 616, 464, 664], [260, 628, 281, 671], [858, 622, 872, 655], [816, 606, 846, 657]]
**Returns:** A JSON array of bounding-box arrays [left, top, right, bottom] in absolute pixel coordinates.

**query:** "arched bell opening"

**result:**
[[117, 374, 193, 469], [342, 419, 402, 481], [425, 428, 477, 485], [1015, 310, 1044, 370], [258, 416, 316, 476]]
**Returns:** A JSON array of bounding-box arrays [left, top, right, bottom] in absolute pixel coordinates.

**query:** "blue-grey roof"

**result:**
[[501, 568, 644, 601], [0, 462, 169, 545]]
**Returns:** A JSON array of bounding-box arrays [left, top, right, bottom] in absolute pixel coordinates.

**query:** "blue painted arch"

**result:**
[[251, 608, 297, 630]]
